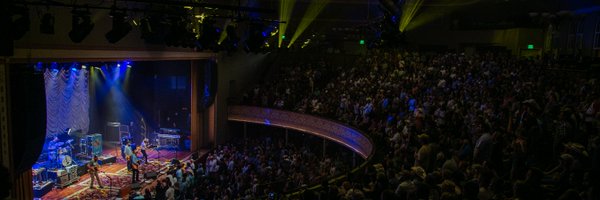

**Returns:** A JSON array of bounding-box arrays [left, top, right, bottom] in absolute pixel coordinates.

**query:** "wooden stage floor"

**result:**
[[38, 147, 204, 200]]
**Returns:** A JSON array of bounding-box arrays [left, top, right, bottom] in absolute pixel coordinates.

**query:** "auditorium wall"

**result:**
[[213, 52, 271, 144], [406, 25, 545, 56]]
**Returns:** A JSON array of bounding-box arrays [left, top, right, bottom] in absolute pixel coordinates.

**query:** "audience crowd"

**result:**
[[243, 50, 600, 200], [137, 135, 353, 199]]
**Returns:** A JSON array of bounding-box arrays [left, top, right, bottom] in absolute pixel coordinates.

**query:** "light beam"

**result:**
[[279, 0, 296, 47], [287, 0, 330, 48]]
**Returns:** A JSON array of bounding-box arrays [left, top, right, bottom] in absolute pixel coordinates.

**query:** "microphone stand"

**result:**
[[102, 171, 113, 197]]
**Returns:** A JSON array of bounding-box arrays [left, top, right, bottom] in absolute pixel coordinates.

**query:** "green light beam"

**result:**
[[279, 0, 296, 48], [287, 0, 330, 48], [399, 0, 424, 32]]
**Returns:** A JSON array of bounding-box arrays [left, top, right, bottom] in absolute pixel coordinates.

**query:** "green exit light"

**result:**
[[359, 39, 365, 45], [527, 44, 534, 49], [282, 35, 286, 40]]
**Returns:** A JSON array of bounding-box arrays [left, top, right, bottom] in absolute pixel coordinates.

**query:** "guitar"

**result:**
[[126, 155, 140, 170], [87, 162, 99, 173]]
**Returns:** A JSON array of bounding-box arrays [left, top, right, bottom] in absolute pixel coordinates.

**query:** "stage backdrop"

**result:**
[[44, 68, 89, 138]]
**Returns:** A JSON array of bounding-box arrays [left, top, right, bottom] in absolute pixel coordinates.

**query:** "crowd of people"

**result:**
[[135, 134, 354, 199], [194, 135, 353, 199], [243, 50, 600, 200]]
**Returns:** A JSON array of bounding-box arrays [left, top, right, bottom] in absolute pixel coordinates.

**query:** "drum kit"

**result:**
[[47, 139, 75, 169]]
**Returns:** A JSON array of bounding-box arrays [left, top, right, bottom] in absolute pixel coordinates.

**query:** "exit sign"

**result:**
[[527, 44, 534, 49]]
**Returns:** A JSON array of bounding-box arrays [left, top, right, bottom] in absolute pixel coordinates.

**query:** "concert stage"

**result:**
[[37, 147, 203, 200]]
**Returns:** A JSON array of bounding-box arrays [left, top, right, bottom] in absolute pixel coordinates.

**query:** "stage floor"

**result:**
[[38, 147, 204, 200]]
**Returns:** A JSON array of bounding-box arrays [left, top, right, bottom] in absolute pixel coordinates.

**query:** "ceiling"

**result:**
[[11, 0, 600, 48]]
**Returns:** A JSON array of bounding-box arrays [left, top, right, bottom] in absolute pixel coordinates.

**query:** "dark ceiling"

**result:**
[[10, 0, 600, 48]]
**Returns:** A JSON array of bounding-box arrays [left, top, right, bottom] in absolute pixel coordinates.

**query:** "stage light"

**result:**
[[34, 62, 43, 72], [117, 64, 121, 67], [139, 16, 168, 44], [220, 24, 239, 53], [287, 0, 330, 47], [279, 0, 296, 47], [127, 65, 132, 68], [11, 5, 31, 40], [40, 13, 55, 34], [69, 9, 94, 43], [71, 67, 77, 72], [165, 16, 196, 48], [82, 65, 87, 69], [106, 6, 132, 43]]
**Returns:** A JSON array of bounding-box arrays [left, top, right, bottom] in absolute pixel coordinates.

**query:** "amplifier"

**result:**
[[58, 174, 70, 187], [69, 170, 78, 180], [56, 169, 67, 177], [66, 165, 78, 173], [144, 172, 158, 179], [87, 134, 103, 156]]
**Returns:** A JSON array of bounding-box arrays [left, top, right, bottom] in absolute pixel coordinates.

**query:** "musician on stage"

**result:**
[[124, 140, 137, 171], [87, 155, 103, 189], [131, 160, 140, 183], [140, 138, 149, 163]]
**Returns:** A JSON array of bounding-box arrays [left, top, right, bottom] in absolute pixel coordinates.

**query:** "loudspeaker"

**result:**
[[131, 183, 141, 190], [197, 60, 218, 111], [9, 65, 46, 174], [144, 172, 157, 179]]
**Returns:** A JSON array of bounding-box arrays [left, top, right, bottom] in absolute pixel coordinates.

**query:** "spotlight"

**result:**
[[221, 24, 239, 52], [81, 65, 87, 69], [40, 13, 55, 34], [105, 6, 132, 43], [11, 6, 30, 40], [127, 65, 132, 68], [69, 9, 94, 43], [165, 16, 196, 48]]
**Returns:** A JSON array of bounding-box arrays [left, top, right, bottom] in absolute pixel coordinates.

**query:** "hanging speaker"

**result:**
[[9, 64, 46, 174]]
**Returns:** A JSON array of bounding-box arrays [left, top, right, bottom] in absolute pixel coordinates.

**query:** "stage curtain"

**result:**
[[43, 68, 89, 138]]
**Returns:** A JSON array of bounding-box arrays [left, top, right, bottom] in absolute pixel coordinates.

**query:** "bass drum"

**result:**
[[59, 155, 72, 167]]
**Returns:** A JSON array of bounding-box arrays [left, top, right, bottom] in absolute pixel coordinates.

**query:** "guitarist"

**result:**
[[124, 140, 137, 171], [140, 138, 149, 163], [87, 155, 103, 189], [127, 155, 140, 183]]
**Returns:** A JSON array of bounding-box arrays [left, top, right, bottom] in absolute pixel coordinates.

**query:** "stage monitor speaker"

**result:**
[[9, 65, 46, 174], [131, 183, 141, 190], [144, 172, 157, 179]]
